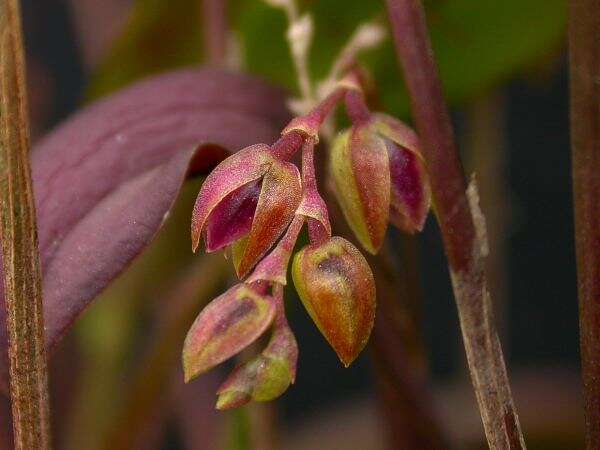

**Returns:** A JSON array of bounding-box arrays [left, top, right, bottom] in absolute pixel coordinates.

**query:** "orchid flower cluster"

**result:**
[[182, 77, 431, 410]]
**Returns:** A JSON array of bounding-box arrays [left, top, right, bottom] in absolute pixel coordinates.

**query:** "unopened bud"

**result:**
[[182, 284, 275, 382], [330, 124, 390, 253], [292, 237, 375, 366]]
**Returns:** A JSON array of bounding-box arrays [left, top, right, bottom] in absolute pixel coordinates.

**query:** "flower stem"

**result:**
[[0, 0, 52, 448], [274, 214, 304, 256], [301, 139, 329, 245], [384, 0, 525, 448], [344, 90, 371, 125], [281, 88, 347, 145], [568, 1, 600, 448], [307, 88, 346, 125], [270, 131, 304, 160]]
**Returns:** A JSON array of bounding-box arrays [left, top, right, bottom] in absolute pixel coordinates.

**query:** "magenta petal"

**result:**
[[191, 144, 273, 251], [205, 179, 262, 251], [386, 140, 431, 233]]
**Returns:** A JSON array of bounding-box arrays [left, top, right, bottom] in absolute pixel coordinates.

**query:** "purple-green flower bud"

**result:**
[[216, 294, 298, 410], [291, 237, 375, 367], [182, 284, 275, 382], [330, 124, 390, 254], [373, 113, 431, 233], [215, 355, 291, 409], [230, 157, 302, 278], [191, 144, 302, 278]]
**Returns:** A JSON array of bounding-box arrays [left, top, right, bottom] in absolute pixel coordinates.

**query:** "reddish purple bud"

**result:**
[[191, 144, 273, 252], [231, 158, 302, 278], [291, 237, 375, 367], [330, 124, 390, 253], [205, 179, 262, 251], [373, 114, 431, 233], [182, 284, 275, 382], [216, 295, 298, 409]]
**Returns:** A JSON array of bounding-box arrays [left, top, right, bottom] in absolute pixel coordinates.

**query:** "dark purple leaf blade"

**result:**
[[0, 67, 289, 391]]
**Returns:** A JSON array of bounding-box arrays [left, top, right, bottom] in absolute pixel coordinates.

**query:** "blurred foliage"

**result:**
[[86, 0, 203, 98], [89, 0, 565, 118], [66, 182, 203, 449]]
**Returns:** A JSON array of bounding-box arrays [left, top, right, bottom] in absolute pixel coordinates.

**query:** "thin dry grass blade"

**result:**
[[0, 0, 51, 448]]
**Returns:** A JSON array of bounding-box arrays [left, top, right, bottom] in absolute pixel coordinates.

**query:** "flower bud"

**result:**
[[191, 144, 302, 278], [373, 114, 431, 233], [215, 355, 290, 410], [231, 157, 302, 278], [182, 284, 275, 382], [330, 124, 390, 254], [216, 297, 298, 410], [191, 144, 271, 252], [291, 237, 375, 366]]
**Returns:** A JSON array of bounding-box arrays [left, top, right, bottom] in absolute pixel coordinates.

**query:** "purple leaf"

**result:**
[[0, 67, 289, 391]]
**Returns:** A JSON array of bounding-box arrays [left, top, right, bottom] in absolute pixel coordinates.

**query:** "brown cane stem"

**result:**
[[568, 1, 600, 448]]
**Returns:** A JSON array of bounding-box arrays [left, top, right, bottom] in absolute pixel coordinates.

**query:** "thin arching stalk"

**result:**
[[384, 0, 525, 448], [568, 0, 600, 448], [0, 0, 51, 448]]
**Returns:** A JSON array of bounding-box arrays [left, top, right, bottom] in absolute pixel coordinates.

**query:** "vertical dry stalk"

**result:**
[[0, 0, 51, 448], [465, 93, 510, 344], [384, 0, 525, 448], [568, 1, 600, 448]]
